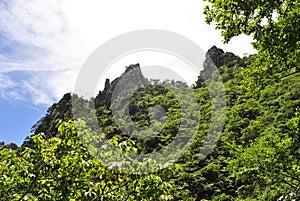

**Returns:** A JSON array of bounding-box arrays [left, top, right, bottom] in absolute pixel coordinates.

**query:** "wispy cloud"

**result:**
[[0, 0, 67, 50], [0, 73, 15, 90], [0, 71, 49, 105], [0, 0, 257, 106], [0, 0, 77, 105]]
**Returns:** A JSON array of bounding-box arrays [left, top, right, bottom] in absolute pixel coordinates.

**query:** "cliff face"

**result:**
[[30, 93, 72, 139], [0, 141, 18, 150], [26, 48, 238, 144], [204, 45, 239, 68], [27, 63, 146, 142], [18, 46, 300, 199]]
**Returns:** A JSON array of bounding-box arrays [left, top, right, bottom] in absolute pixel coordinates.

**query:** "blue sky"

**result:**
[[0, 37, 51, 145], [0, 0, 257, 146], [0, 98, 48, 145]]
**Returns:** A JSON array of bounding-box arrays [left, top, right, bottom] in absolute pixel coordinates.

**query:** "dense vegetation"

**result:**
[[1, 0, 299, 200]]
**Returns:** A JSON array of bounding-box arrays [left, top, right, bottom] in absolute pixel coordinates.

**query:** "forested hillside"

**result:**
[[1, 0, 299, 200], [1, 45, 299, 200]]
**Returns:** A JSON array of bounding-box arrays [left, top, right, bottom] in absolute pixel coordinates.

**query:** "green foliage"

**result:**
[[5, 45, 298, 200], [204, 0, 300, 87], [200, 4, 300, 199], [1, 120, 189, 200]]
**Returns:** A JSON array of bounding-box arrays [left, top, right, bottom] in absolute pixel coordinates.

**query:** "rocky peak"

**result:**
[[125, 63, 141, 73]]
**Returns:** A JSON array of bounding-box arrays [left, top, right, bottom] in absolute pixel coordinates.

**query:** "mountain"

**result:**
[[28, 63, 147, 140], [5, 46, 299, 200]]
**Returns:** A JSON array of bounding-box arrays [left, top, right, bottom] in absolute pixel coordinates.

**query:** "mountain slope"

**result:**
[[17, 46, 300, 200]]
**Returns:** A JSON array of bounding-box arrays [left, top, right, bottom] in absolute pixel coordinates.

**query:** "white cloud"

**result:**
[[0, 71, 55, 105], [0, 73, 15, 89], [0, 0, 257, 106]]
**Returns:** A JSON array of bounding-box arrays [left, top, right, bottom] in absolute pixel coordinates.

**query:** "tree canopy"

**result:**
[[1, 1, 300, 200], [204, 0, 300, 81]]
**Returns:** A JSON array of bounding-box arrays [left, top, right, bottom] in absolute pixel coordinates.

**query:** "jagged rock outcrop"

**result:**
[[205, 46, 240, 68], [32, 93, 72, 139], [0, 141, 18, 150], [24, 49, 237, 146], [25, 63, 147, 145], [195, 46, 242, 88]]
